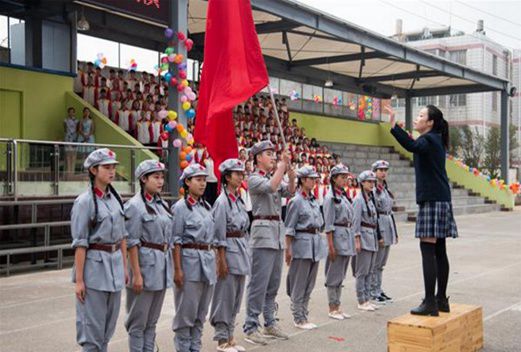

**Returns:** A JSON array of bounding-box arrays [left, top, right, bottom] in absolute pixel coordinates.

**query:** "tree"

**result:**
[[483, 126, 501, 178], [460, 126, 484, 168], [448, 126, 462, 157]]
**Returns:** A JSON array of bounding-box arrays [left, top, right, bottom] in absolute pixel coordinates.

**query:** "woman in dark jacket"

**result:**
[[388, 105, 458, 316]]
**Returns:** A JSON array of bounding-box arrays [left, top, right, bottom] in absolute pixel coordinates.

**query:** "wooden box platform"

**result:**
[[387, 304, 483, 352]]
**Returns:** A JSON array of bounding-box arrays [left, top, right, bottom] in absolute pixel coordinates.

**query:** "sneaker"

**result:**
[[328, 311, 345, 320], [373, 296, 387, 305], [229, 339, 246, 352], [244, 330, 268, 346], [294, 321, 315, 330], [308, 322, 318, 329], [217, 343, 238, 352], [262, 324, 289, 340], [369, 301, 381, 310], [381, 292, 393, 302], [358, 302, 375, 311], [340, 311, 352, 319]]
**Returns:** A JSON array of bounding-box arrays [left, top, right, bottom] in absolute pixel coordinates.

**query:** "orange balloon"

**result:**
[[184, 146, 193, 154], [180, 151, 187, 160], [180, 160, 189, 169], [176, 124, 184, 132]]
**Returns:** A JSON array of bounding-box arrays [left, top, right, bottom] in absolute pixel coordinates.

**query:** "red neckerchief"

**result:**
[[187, 195, 197, 206], [94, 187, 106, 198], [144, 192, 153, 202], [228, 192, 238, 203]]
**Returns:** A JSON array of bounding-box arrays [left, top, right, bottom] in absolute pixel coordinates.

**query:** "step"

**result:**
[[396, 196, 485, 210], [325, 144, 394, 153], [334, 151, 402, 160]]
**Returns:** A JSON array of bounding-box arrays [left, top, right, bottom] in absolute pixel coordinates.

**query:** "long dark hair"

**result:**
[[426, 105, 449, 149], [183, 177, 210, 211], [330, 174, 351, 204], [139, 173, 171, 215], [88, 167, 124, 228], [221, 170, 245, 208]]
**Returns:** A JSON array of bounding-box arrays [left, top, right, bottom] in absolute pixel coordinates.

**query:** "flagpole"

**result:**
[[268, 85, 287, 148]]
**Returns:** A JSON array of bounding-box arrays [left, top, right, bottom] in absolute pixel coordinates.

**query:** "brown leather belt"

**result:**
[[141, 241, 169, 252], [361, 222, 377, 229], [253, 215, 281, 221], [181, 243, 213, 251], [88, 242, 121, 253], [334, 222, 352, 228], [378, 211, 392, 216], [226, 231, 245, 238], [296, 227, 320, 234]]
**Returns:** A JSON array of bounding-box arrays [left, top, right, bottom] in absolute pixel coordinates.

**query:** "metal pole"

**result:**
[[52, 144, 60, 195], [500, 90, 509, 183], [167, 0, 188, 197], [405, 95, 412, 131], [13, 140, 18, 201], [5, 142, 12, 196], [130, 149, 136, 193], [268, 85, 287, 148]]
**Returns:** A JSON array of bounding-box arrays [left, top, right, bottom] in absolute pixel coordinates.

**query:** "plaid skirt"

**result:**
[[415, 201, 458, 239]]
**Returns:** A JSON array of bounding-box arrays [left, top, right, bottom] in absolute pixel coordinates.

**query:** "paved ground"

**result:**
[[1, 209, 520, 352]]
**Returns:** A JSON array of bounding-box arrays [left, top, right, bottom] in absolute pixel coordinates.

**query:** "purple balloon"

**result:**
[[164, 28, 174, 39]]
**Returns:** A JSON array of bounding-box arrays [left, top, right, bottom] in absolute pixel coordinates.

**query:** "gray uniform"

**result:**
[[323, 188, 356, 306], [243, 170, 292, 333], [124, 194, 173, 352], [370, 186, 397, 298], [352, 192, 379, 304], [71, 188, 127, 352], [210, 191, 250, 342], [171, 197, 216, 352], [284, 191, 326, 324]]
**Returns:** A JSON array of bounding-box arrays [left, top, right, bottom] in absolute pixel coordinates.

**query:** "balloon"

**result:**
[[165, 124, 173, 132], [180, 152, 187, 160], [183, 87, 193, 95], [170, 77, 178, 87], [160, 132, 169, 140], [164, 72, 172, 82], [180, 160, 189, 169], [181, 79, 189, 87], [176, 124, 184, 132], [180, 130, 188, 138], [178, 63, 187, 71], [181, 95, 188, 103], [179, 70, 187, 79], [165, 47, 174, 55], [186, 133, 193, 141], [177, 32, 186, 41], [186, 154, 192, 161], [186, 109, 196, 119], [184, 146, 193, 154], [174, 54, 184, 64], [182, 101, 191, 111], [184, 38, 194, 51], [187, 139, 194, 146], [161, 63, 169, 71], [177, 84, 185, 92], [187, 92, 196, 101], [164, 28, 174, 39], [173, 139, 182, 148], [161, 56, 169, 64], [168, 54, 176, 63], [168, 110, 178, 120], [168, 120, 177, 129], [158, 110, 168, 119]]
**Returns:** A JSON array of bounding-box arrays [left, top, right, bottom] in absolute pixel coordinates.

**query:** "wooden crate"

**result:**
[[387, 304, 483, 352]]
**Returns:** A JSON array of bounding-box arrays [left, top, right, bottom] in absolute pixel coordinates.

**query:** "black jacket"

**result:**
[[390, 125, 451, 203]]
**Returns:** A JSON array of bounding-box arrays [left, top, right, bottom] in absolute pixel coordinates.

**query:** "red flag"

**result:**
[[194, 0, 269, 178]]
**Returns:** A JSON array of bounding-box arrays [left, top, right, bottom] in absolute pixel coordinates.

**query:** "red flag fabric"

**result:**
[[194, 0, 269, 178]]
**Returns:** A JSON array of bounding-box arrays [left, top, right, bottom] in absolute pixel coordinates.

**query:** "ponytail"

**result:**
[[426, 105, 449, 149], [89, 172, 99, 229]]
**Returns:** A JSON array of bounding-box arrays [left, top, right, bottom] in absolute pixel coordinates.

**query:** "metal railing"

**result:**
[[0, 138, 168, 200]]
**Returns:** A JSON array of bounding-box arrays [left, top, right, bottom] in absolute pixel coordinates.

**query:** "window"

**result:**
[[492, 92, 498, 111], [418, 96, 437, 106], [492, 55, 498, 76], [450, 94, 466, 107], [449, 50, 467, 65]]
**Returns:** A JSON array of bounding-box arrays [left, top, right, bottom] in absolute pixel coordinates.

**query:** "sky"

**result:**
[[297, 0, 521, 50]]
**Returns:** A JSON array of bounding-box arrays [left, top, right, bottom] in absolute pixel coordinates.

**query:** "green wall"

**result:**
[[0, 65, 73, 141]]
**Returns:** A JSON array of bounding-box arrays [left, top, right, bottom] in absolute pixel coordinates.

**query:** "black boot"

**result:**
[[437, 296, 450, 313], [410, 298, 439, 316]]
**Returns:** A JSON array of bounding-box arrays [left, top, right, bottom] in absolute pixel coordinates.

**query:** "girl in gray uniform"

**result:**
[[323, 164, 355, 320], [171, 163, 216, 352], [370, 160, 398, 305], [124, 160, 173, 352], [285, 165, 327, 330], [210, 159, 250, 352], [352, 170, 381, 312], [71, 148, 128, 352]]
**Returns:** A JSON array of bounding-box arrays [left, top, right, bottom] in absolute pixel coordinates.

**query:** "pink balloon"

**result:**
[[179, 70, 187, 79], [168, 121, 177, 129], [168, 54, 176, 63], [187, 92, 196, 101], [173, 139, 182, 148], [158, 110, 168, 119], [180, 95, 188, 103], [183, 87, 192, 95]]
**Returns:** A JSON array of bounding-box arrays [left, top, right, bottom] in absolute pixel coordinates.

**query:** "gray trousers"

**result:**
[[286, 259, 319, 324], [325, 255, 351, 306], [370, 245, 391, 298], [125, 288, 167, 352], [210, 274, 246, 342], [173, 281, 214, 352], [76, 288, 121, 352], [354, 250, 376, 304], [243, 248, 283, 334]]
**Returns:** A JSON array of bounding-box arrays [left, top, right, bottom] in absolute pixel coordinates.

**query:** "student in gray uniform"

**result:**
[[71, 148, 128, 352], [171, 163, 216, 352], [284, 165, 326, 330], [243, 140, 296, 346], [352, 170, 381, 312], [370, 160, 398, 305], [323, 164, 356, 320], [210, 159, 250, 352], [124, 160, 173, 352]]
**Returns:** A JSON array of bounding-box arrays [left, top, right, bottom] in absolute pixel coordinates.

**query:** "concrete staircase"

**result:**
[[325, 142, 501, 222]]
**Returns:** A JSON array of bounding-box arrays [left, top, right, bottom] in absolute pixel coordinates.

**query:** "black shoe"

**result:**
[[410, 298, 439, 316], [380, 292, 393, 302], [437, 296, 450, 313]]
